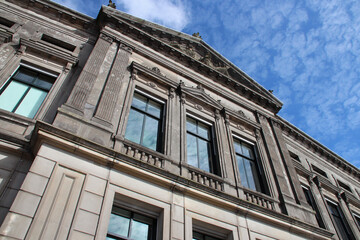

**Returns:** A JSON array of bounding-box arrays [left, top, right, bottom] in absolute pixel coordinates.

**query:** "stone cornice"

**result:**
[[275, 116, 360, 181], [20, 38, 79, 65], [4, 0, 96, 33], [32, 121, 333, 240], [99, 6, 283, 114]]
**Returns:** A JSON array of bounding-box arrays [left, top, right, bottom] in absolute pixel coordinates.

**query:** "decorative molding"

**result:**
[[100, 7, 283, 113], [146, 81, 157, 88], [169, 87, 175, 99], [194, 104, 203, 111], [100, 32, 114, 43], [20, 38, 79, 65]]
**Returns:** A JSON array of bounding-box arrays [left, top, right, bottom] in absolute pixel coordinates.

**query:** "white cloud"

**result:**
[[116, 0, 189, 31]]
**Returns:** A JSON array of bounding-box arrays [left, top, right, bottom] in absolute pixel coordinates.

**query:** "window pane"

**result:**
[[147, 99, 161, 118], [132, 93, 147, 111], [198, 138, 210, 172], [108, 213, 130, 237], [198, 122, 210, 140], [237, 156, 249, 188], [12, 68, 37, 83], [187, 117, 197, 134], [187, 134, 198, 167], [233, 140, 242, 154], [130, 220, 149, 240], [0, 81, 28, 112], [142, 116, 159, 151], [241, 143, 254, 159], [125, 109, 144, 144], [15, 87, 47, 118], [244, 160, 256, 191], [34, 77, 53, 90]]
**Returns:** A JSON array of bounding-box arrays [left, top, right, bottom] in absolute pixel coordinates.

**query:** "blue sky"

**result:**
[[52, 0, 360, 168]]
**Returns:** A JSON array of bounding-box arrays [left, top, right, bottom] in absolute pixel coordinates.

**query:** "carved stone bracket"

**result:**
[[100, 32, 114, 43], [119, 43, 133, 53], [169, 87, 175, 99]]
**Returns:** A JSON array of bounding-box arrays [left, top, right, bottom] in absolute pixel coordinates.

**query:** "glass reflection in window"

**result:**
[[234, 139, 262, 192], [107, 206, 156, 240], [186, 117, 218, 175], [0, 67, 55, 118], [125, 92, 163, 152]]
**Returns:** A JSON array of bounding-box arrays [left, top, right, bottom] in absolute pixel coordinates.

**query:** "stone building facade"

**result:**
[[0, 0, 359, 239]]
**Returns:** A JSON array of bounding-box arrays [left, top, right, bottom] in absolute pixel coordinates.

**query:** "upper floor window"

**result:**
[[124, 92, 164, 152], [107, 206, 156, 240], [233, 138, 264, 192], [186, 116, 219, 175], [0, 66, 56, 118], [326, 200, 354, 240], [302, 186, 325, 228]]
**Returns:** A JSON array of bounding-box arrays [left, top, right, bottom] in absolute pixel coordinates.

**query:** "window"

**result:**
[[41, 34, 76, 52], [302, 186, 325, 228], [234, 138, 263, 192], [125, 92, 164, 152], [289, 151, 300, 162], [326, 200, 354, 240], [353, 213, 360, 229], [338, 180, 352, 193], [0, 66, 55, 118], [312, 164, 328, 178], [193, 231, 222, 240], [107, 206, 156, 240], [186, 116, 219, 175]]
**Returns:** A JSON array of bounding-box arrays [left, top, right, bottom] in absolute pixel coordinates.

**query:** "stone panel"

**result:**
[[26, 166, 85, 240]]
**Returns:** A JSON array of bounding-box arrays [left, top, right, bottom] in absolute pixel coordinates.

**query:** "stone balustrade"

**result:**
[[188, 168, 224, 191], [244, 189, 275, 210]]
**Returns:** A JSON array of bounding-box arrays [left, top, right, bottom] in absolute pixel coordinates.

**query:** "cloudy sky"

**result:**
[[52, 0, 360, 168]]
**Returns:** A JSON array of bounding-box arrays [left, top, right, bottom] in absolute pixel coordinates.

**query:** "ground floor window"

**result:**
[[107, 206, 156, 240], [193, 231, 222, 240]]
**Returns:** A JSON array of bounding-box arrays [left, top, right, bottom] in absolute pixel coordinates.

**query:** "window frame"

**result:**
[[326, 199, 355, 240], [186, 114, 220, 176], [232, 135, 266, 193], [107, 205, 157, 240], [124, 89, 165, 153], [301, 185, 325, 229], [0, 64, 57, 119]]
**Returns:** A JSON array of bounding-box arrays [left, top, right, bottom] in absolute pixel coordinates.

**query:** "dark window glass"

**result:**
[[312, 165, 328, 178], [0, 67, 56, 118], [289, 151, 300, 162], [234, 139, 263, 192], [186, 117, 219, 175], [354, 214, 360, 228], [107, 206, 156, 240], [193, 231, 222, 240], [302, 186, 325, 228], [327, 201, 355, 240], [338, 180, 352, 193], [125, 93, 163, 152]]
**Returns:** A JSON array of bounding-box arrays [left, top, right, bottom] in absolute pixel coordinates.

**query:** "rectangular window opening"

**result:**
[[338, 180, 352, 193], [326, 200, 354, 240], [186, 116, 220, 176], [302, 186, 325, 229], [289, 151, 301, 162], [312, 164, 328, 178], [0, 17, 14, 28], [125, 92, 164, 152], [41, 34, 76, 52], [107, 206, 157, 240], [233, 137, 266, 193], [0, 66, 56, 118]]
